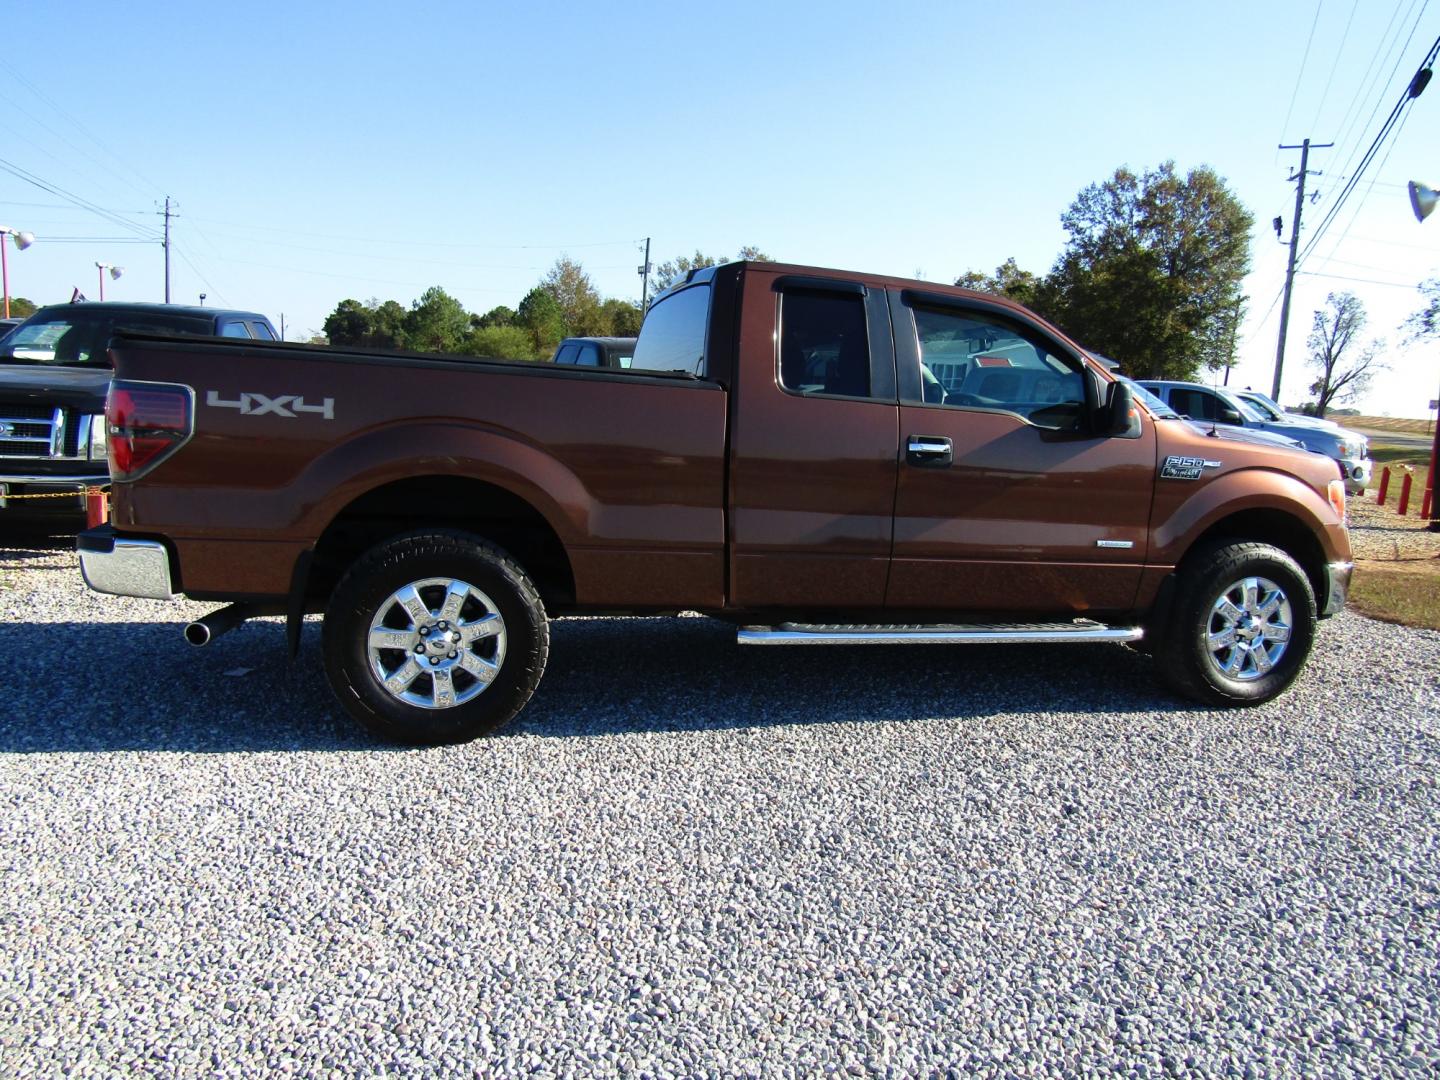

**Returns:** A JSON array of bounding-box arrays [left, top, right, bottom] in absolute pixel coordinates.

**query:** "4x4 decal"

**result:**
[[205, 390, 334, 420]]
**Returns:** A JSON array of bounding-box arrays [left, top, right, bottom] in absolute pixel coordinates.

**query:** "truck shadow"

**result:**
[[0, 615, 1177, 753]]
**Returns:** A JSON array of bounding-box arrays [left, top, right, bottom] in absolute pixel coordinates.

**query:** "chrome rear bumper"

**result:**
[[77, 528, 175, 600]]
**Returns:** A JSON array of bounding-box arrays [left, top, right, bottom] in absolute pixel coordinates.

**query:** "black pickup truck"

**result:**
[[0, 302, 277, 522]]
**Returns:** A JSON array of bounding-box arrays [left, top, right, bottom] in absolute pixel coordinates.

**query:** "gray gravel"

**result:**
[[2, 535, 1438, 1077]]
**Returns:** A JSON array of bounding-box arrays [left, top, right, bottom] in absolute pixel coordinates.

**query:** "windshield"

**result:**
[[1225, 393, 1268, 423], [1119, 377, 1179, 418], [1238, 393, 1283, 420], [0, 310, 214, 367]]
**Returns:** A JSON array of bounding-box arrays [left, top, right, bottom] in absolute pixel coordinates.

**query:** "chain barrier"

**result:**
[[0, 486, 109, 500]]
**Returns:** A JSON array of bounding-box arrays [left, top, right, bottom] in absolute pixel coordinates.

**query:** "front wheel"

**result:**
[[1153, 541, 1317, 707], [322, 531, 549, 744]]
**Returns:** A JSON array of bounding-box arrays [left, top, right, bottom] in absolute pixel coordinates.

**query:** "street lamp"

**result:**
[[1410, 181, 1437, 223], [95, 262, 124, 301], [0, 226, 35, 319]]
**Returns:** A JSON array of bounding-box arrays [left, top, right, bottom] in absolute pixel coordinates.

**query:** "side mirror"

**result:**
[[1104, 381, 1142, 439], [1220, 408, 1243, 424]]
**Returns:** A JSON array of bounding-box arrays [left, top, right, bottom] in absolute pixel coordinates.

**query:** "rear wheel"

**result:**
[[322, 531, 548, 744], [1153, 541, 1317, 707]]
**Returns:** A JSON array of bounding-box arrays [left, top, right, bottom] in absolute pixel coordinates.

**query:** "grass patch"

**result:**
[[1350, 561, 1440, 631], [1369, 448, 1426, 469]]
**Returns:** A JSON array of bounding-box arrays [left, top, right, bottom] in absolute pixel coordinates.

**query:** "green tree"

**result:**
[[953, 258, 1041, 307], [5, 297, 36, 319], [542, 256, 604, 334], [1306, 292, 1383, 418], [598, 298, 642, 336], [1404, 277, 1440, 342], [463, 325, 538, 360], [475, 305, 516, 330], [322, 299, 375, 347], [403, 286, 470, 353], [516, 287, 568, 353], [1039, 162, 1253, 380], [370, 299, 408, 350], [650, 247, 773, 296]]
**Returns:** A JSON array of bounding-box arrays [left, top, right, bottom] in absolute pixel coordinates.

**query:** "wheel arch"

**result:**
[[1182, 507, 1329, 610], [308, 474, 576, 611]]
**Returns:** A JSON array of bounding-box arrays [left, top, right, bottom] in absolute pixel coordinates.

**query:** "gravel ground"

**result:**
[[1, 535, 1438, 1078]]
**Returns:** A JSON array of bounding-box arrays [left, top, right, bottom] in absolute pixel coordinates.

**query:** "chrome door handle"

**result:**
[[906, 435, 953, 467]]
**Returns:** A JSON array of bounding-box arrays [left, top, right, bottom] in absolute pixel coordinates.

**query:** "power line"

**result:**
[[1308, 0, 1362, 136], [1312, 104, 1417, 267], [1297, 269, 1421, 288], [0, 55, 165, 200], [1296, 31, 1438, 268], [1277, 0, 1327, 159], [0, 156, 162, 241], [181, 215, 642, 251], [1327, 0, 1418, 169]]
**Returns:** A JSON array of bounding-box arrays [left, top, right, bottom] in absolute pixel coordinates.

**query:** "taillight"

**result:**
[[106, 380, 193, 480]]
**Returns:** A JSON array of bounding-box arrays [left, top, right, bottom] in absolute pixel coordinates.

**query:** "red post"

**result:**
[[1398, 472, 1413, 516], [1377, 467, 1390, 506], [1424, 487, 1433, 519], [85, 487, 107, 529], [1429, 390, 1440, 531]]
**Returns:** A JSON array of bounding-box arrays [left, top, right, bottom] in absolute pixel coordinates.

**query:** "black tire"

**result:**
[[322, 530, 549, 745], [1152, 541, 1317, 708]]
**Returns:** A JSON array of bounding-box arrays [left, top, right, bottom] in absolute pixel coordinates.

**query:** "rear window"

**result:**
[[631, 285, 709, 375], [0, 311, 214, 366]]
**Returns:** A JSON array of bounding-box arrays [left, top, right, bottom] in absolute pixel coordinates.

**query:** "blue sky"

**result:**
[[2, 1, 1437, 415]]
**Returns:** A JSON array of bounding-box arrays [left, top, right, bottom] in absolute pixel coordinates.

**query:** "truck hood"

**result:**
[[0, 363, 110, 412], [1182, 418, 1307, 451]]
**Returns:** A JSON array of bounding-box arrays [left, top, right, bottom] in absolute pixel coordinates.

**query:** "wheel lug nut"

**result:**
[[438, 621, 448, 630], [448, 651, 457, 660], [414, 644, 424, 654], [450, 631, 461, 642], [429, 657, 439, 666]]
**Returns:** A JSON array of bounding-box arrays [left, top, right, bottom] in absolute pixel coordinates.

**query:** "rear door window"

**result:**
[[219, 322, 251, 339], [575, 344, 601, 367], [554, 343, 580, 365], [778, 290, 870, 398], [631, 285, 709, 375]]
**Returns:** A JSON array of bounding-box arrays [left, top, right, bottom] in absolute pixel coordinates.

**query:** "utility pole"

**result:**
[[161, 196, 175, 303], [638, 237, 652, 309], [1272, 140, 1332, 401]]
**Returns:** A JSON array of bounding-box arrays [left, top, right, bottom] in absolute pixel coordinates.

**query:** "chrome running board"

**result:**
[[737, 620, 1144, 646]]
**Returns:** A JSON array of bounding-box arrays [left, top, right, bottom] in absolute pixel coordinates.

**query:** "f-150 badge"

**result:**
[[1161, 454, 1222, 480], [205, 390, 334, 420]]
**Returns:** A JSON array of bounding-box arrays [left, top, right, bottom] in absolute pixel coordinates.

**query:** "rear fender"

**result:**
[[298, 422, 591, 545]]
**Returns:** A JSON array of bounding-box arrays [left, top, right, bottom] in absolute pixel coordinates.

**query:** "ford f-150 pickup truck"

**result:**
[[76, 262, 1352, 744]]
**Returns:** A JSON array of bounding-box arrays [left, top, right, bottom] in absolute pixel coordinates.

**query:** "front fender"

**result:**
[[1149, 467, 1344, 567]]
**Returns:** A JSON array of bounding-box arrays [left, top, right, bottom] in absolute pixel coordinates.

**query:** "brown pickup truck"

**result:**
[[77, 261, 1352, 744]]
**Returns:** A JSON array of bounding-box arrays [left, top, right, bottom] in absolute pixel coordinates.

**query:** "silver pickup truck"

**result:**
[[1138, 380, 1372, 494]]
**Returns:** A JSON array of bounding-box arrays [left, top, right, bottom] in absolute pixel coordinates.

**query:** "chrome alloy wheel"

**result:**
[[366, 577, 507, 710], [1204, 576, 1293, 682]]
